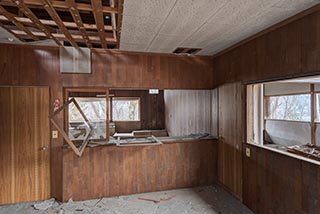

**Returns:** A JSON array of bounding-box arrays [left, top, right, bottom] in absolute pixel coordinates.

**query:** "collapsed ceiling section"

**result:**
[[120, 0, 319, 56], [0, 0, 123, 48]]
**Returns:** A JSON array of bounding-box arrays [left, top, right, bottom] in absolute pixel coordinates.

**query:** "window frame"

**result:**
[[64, 87, 110, 143], [111, 97, 141, 122], [247, 83, 316, 146], [264, 93, 312, 123]]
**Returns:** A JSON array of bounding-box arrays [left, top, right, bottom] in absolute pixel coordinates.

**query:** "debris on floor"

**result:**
[[0, 185, 253, 214], [138, 195, 176, 203], [33, 198, 55, 211]]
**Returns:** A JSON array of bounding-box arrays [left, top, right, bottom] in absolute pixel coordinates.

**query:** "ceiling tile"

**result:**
[[147, 34, 183, 52], [120, 42, 149, 52], [158, 0, 228, 37], [120, 0, 318, 55], [123, 0, 177, 19]]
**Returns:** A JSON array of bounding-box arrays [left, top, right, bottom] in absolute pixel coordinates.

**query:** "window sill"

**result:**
[[245, 142, 320, 166]]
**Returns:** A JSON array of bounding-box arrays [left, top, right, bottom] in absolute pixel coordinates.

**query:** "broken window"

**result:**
[[247, 79, 320, 156], [69, 97, 107, 141]]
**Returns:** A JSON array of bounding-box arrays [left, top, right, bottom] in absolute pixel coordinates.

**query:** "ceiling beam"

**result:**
[[0, 15, 114, 31], [11, 0, 61, 46], [110, 0, 116, 40], [92, 0, 107, 48], [67, 0, 92, 48], [116, 0, 124, 48], [12, 30, 117, 43], [0, 5, 39, 41], [0, 0, 118, 13], [42, 0, 78, 48]]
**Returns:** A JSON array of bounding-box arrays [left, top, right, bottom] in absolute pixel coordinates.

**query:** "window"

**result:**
[[248, 82, 315, 147], [112, 97, 140, 121], [69, 97, 106, 123], [266, 94, 311, 122], [315, 94, 320, 122], [68, 96, 107, 141]]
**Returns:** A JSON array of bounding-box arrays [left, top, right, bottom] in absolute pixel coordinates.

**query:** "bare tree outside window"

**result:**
[[112, 98, 140, 121], [68, 97, 107, 140], [267, 95, 311, 122]]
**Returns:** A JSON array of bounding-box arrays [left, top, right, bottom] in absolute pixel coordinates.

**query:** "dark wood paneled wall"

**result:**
[[218, 83, 244, 200], [63, 139, 217, 201], [243, 144, 320, 214], [213, 4, 320, 213], [110, 90, 165, 133], [0, 44, 214, 201], [213, 6, 320, 86]]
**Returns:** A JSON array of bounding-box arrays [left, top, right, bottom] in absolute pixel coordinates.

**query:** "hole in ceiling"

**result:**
[[173, 47, 202, 55]]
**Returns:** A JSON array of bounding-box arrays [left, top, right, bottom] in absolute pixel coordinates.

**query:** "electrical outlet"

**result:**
[[52, 130, 58, 139], [246, 148, 251, 157]]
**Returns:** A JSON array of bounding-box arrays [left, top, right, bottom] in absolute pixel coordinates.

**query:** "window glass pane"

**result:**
[[315, 94, 320, 122], [112, 98, 140, 121], [69, 97, 106, 122], [69, 97, 106, 140], [266, 94, 311, 122]]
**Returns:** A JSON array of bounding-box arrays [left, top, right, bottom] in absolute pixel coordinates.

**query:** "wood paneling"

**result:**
[[0, 87, 50, 205], [0, 44, 214, 201], [62, 139, 217, 201], [213, 6, 320, 211], [218, 83, 244, 199], [164, 90, 212, 136], [213, 9, 320, 86], [110, 90, 165, 133], [243, 144, 320, 214]]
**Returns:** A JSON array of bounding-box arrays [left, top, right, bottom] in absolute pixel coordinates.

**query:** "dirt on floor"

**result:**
[[0, 185, 253, 214]]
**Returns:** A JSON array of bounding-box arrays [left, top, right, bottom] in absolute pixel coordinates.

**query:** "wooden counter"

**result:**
[[62, 139, 218, 201]]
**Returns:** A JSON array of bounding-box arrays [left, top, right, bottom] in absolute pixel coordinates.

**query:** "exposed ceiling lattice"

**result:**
[[0, 0, 124, 48]]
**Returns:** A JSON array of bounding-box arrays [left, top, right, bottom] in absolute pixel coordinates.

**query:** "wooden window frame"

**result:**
[[50, 97, 93, 157], [62, 87, 110, 156], [263, 83, 316, 146]]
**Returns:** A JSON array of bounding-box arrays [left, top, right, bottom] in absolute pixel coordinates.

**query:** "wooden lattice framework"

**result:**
[[0, 0, 124, 48]]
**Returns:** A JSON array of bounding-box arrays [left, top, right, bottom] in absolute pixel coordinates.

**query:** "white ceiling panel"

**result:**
[[147, 34, 183, 52], [123, 0, 177, 19], [120, 0, 319, 55], [120, 42, 149, 52], [158, 0, 228, 36]]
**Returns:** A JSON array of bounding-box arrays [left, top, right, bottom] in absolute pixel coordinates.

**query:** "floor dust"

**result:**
[[0, 185, 253, 214]]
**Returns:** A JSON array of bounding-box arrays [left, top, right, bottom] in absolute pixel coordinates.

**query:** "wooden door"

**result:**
[[218, 82, 244, 199], [0, 87, 50, 205]]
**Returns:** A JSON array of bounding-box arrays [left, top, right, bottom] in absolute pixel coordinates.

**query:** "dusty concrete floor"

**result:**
[[0, 185, 253, 214]]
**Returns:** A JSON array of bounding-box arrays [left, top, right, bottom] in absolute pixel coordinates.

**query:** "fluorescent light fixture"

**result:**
[[149, 89, 159, 94]]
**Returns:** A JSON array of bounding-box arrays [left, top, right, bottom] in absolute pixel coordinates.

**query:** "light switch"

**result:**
[[52, 130, 58, 139], [246, 148, 251, 157]]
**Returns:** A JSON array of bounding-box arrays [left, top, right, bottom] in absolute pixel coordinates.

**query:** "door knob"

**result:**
[[41, 146, 49, 151]]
